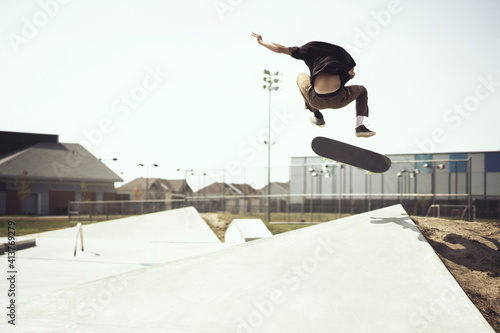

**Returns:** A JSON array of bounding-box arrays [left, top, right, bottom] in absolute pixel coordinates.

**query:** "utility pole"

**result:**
[[138, 163, 159, 199], [262, 69, 280, 222]]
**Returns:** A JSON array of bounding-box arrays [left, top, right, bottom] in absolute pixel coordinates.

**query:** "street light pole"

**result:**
[[423, 163, 445, 205], [262, 69, 280, 222], [138, 163, 159, 199], [337, 163, 344, 219], [176, 168, 194, 207], [308, 168, 317, 223]]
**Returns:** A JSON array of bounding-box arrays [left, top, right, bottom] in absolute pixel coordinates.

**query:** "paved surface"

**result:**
[[0, 207, 230, 301], [2, 205, 495, 332]]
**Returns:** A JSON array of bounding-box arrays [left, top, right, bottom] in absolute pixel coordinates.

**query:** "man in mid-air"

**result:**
[[252, 32, 375, 138]]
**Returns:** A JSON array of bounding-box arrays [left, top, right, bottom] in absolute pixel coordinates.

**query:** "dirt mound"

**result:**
[[201, 213, 232, 241], [413, 217, 500, 332]]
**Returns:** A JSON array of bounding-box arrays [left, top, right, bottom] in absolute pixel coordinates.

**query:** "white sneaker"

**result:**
[[310, 116, 325, 128]]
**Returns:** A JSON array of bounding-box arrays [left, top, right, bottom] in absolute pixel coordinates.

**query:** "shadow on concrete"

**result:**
[[369, 214, 427, 242]]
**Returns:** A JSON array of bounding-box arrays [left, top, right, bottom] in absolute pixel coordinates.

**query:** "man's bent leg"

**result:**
[[319, 85, 368, 116], [296, 73, 320, 113], [296, 73, 325, 127], [321, 85, 374, 137], [345, 85, 369, 117], [345, 85, 375, 137]]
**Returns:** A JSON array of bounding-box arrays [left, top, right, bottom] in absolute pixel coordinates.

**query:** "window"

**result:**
[[485, 152, 500, 172], [415, 154, 433, 174], [449, 153, 468, 173]]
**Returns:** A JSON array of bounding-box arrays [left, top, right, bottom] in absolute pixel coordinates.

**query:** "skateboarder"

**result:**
[[252, 33, 376, 138]]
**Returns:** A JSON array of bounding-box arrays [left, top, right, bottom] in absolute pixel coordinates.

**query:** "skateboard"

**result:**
[[311, 136, 391, 173]]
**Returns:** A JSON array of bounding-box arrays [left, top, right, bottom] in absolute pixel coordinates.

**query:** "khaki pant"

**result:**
[[296, 73, 369, 117]]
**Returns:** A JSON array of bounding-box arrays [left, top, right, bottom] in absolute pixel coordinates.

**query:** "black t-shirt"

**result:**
[[289, 41, 356, 88]]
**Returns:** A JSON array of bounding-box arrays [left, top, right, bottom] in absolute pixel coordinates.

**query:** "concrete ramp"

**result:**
[[29, 206, 220, 243], [225, 219, 272, 243], [2, 207, 230, 302], [12, 205, 494, 332]]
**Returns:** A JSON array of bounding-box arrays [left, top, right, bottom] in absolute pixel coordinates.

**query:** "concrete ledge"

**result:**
[[0, 237, 37, 254], [225, 218, 272, 243]]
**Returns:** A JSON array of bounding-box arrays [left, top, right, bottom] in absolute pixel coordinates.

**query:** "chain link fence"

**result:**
[[66, 156, 500, 222], [68, 193, 478, 223]]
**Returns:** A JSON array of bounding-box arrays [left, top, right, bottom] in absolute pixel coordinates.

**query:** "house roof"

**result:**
[[194, 182, 226, 195], [153, 179, 188, 193], [117, 178, 190, 194], [231, 183, 260, 195], [260, 182, 290, 194], [194, 182, 259, 196], [116, 178, 153, 193], [0, 142, 123, 183], [0, 131, 58, 156]]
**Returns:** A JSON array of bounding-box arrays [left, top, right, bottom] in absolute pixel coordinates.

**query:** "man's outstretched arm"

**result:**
[[252, 32, 291, 55]]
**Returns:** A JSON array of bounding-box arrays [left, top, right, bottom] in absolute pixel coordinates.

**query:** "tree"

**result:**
[[80, 182, 91, 201], [131, 185, 144, 200], [14, 170, 33, 204]]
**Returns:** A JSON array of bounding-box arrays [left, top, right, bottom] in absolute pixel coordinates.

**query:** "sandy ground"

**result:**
[[201, 213, 231, 241], [412, 217, 500, 332], [202, 213, 500, 332]]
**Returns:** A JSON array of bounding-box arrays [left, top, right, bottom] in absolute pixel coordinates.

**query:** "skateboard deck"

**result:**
[[311, 136, 391, 173]]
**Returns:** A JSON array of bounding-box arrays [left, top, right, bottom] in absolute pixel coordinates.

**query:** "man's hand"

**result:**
[[251, 32, 291, 55], [252, 32, 263, 43]]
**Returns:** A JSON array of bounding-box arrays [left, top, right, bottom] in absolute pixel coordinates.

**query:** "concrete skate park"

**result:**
[[1, 205, 494, 332]]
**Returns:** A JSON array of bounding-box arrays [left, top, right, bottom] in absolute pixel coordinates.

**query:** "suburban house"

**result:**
[[116, 177, 192, 201], [0, 131, 123, 215], [259, 182, 290, 212], [192, 182, 261, 213], [195, 182, 259, 197]]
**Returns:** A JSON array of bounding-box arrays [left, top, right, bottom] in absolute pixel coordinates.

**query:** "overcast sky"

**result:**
[[1, 0, 499, 190]]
